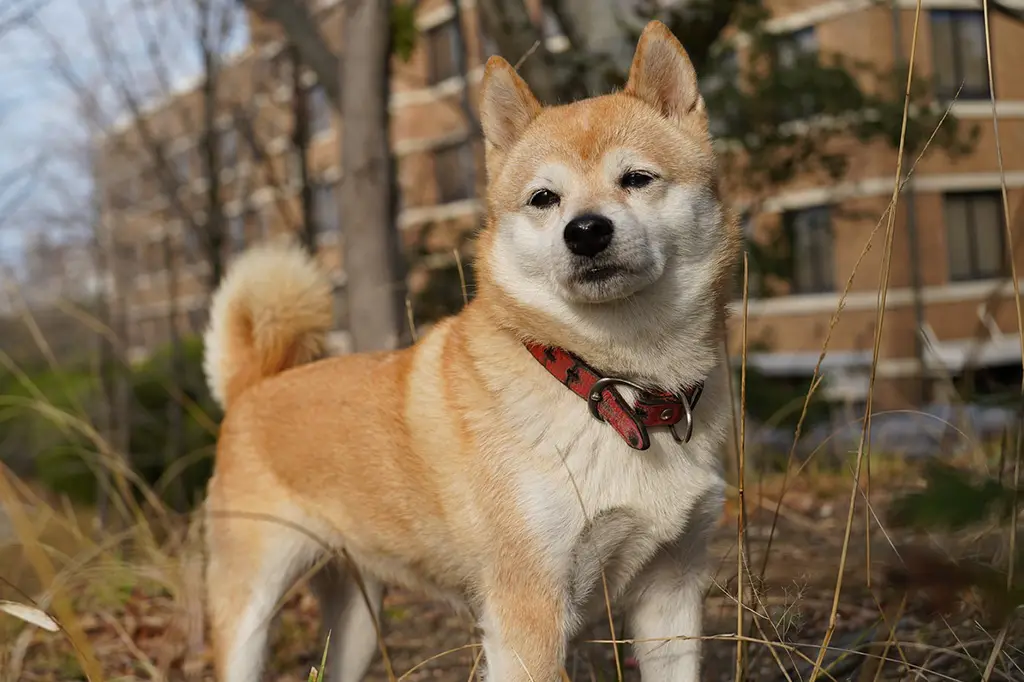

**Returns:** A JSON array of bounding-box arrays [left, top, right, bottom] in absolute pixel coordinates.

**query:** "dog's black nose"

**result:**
[[563, 214, 614, 257]]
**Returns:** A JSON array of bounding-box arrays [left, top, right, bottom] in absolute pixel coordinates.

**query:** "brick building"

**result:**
[[97, 0, 1024, 411], [730, 0, 1024, 414]]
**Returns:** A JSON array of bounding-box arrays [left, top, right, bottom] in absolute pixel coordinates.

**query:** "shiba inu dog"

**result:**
[[202, 20, 740, 682]]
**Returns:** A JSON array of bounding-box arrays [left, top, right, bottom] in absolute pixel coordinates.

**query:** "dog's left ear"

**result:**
[[625, 21, 704, 124]]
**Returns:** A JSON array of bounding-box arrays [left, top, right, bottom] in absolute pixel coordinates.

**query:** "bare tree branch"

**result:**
[[0, 0, 54, 40], [242, 0, 341, 108]]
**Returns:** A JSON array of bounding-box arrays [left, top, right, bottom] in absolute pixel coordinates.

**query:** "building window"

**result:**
[[128, 316, 150, 349], [112, 176, 140, 208], [702, 48, 739, 138], [262, 201, 278, 236], [142, 317, 163, 349], [219, 127, 239, 169], [930, 10, 989, 100], [945, 191, 1005, 281], [243, 205, 265, 244], [782, 205, 834, 294], [433, 139, 476, 204], [169, 144, 191, 184], [777, 27, 817, 70], [227, 212, 245, 254], [775, 27, 819, 122], [306, 84, 332, 136], [145, 240, 164, 274], [187, 307, 207, 335], [313, 180, 340, 234], [182, 224, 201, 263], [126, 316, 143, 349], [256, 203, 274, 239], [286, 149, 304, 189], [426, 18, 462, 85]]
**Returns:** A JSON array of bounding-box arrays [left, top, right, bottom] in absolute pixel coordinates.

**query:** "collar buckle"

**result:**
[[587, 376, 645, 422]]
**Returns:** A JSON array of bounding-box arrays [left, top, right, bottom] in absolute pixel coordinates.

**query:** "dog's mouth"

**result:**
[[560, 252, 662, 304], [574, 264, 631, 284], [564, 262, 652, 303]]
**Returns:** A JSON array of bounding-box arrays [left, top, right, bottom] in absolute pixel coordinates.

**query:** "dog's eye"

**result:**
[[620, 171, 655, 190], [528, 189, 560, 209]]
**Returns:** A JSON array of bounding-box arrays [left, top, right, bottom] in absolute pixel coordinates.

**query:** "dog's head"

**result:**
[[474, 21, 740, 372]]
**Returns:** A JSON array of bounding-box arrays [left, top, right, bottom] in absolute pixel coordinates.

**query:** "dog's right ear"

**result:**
[[479, 56, 541, 160]]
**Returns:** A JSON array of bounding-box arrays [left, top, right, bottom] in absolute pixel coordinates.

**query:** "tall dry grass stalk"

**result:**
[[808, 1, 924, 669], [734, 253, 750, 681]]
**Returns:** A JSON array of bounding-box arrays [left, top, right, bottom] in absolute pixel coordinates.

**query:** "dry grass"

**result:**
[[2, 1, 1024, 679]]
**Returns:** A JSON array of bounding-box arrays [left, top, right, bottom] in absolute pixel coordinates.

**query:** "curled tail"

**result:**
[[202, 239, 333, 411]]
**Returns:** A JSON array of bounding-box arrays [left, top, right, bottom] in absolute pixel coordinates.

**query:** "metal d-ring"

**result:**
[[668, 393, 695, 444], [587, 376, 645, 422]]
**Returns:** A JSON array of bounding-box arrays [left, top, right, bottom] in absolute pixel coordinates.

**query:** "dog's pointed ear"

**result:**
[[625, 21, 704, 124], [479, 56, 541, 154]]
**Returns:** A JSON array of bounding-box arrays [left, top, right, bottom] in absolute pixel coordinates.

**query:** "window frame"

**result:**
[[218, 127, 240, 170], [782, 204, 835, 295], [432, 138, 477, 205], [226, 211, 246, 254], [929, 10, 992, 101], [425, 18, 462, 86], [701, 47, 740, 138], [313, 179, 340, 235], [306, 83, 332, 137], [775, 26, 821, 124], [944, 190, 1007, 282]]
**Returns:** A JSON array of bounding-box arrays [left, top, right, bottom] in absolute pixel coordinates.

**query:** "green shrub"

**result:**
[[4, 336, 220, 510], [0, 362, 98, 495], [129, 336, 220, 508]]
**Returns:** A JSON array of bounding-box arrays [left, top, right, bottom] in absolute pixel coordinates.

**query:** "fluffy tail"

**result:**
[[203, 239, 334, 411]]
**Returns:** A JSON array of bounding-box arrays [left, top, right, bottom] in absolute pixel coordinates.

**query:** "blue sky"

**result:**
[[0, 0, 248, 270]]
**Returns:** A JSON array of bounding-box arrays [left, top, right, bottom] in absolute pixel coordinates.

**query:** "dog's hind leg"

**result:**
[[206, 509, 321, 682], [309, 559, 385, 682]]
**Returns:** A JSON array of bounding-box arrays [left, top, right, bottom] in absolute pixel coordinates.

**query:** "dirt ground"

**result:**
[[4, 480, 1023, 682]]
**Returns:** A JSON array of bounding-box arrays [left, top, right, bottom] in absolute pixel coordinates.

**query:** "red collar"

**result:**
[[525, 342, 704, 451]]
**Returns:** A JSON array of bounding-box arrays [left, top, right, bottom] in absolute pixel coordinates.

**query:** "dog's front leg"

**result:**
[[477, 569, 566, 682], [624, 531, 713, 682]]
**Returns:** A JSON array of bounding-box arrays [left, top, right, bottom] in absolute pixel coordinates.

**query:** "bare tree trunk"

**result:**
[[90, 168, 115, 528], [199, 0, 225, 287], [162, 233, 186, 510], [291, 45, 316, 252], [341, 0, 406, 351], [111, 241, 134, 525]]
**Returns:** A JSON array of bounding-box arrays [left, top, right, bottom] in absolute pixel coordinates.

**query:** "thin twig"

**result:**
[[735, 253, 750, 682], [514, 40, 541, 71]]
